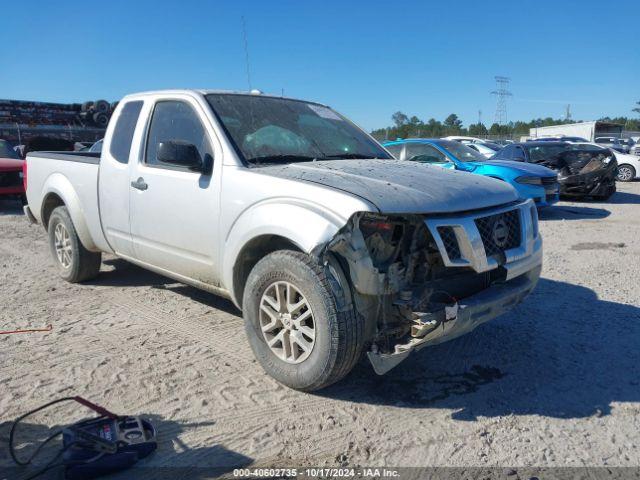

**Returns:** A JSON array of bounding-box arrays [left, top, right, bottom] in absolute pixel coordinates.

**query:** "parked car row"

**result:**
[[595, 136, 635, 154], [383, 139, 560, 206]]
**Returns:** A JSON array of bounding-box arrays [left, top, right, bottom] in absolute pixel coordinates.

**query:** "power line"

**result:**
[[491, 76, 512, 125]]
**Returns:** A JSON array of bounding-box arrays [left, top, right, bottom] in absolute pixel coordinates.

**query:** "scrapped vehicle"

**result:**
[[495, 142, 617, 199], [0, 139, 25, 201], [25, 90, 542, 391], [605, 149, 640, 182], [80, 139, 104, 153], [444, 137, 503, 154], [442, 135, 488, 144], [383, 139, 559, 207], [466, 142, 502, 158], [595, 136, 633, 154], [528, 136, 589, 143]]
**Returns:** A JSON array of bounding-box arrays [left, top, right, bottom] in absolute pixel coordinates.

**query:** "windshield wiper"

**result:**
[[246, 154, 317, 165]]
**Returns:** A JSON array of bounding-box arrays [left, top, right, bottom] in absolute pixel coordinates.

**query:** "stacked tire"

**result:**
[[79, 99, 113, 128]]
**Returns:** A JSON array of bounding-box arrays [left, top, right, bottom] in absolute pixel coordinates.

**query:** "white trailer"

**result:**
[[528, 121, 623, 141]]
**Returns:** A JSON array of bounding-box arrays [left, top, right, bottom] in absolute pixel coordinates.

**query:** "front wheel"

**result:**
[[48, 206, 102, 283], [242, 250, 363, 391], [616, 164, 636, 182]]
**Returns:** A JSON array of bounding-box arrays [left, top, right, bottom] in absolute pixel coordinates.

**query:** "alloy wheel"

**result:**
[[617, 166, 633, 182], [259, 281, 316, 364], [54, 223, 72, 269]]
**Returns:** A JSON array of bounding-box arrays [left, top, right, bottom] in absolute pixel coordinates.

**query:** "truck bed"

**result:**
[[25, 150, 110, 252], [27, 151, 101, 164]]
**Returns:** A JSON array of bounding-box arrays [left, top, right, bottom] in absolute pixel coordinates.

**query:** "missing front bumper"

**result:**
[[367, 264, 542, 375]]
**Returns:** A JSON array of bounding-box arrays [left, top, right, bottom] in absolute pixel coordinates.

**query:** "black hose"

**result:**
[[9, 397, 77, 466]]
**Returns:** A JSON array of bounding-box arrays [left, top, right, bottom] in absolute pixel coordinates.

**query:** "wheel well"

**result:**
[[41, 193, 65, 230], [233, 235, 303, 306]]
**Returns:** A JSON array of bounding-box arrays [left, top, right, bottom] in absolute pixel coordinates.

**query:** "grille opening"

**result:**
[[437, 226, 461, 260], [475, 210, 521, 258]]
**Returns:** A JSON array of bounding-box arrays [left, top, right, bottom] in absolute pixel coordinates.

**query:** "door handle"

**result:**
[[131, 177, 148, 191]]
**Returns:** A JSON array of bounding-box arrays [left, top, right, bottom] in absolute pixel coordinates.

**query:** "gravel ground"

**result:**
[[1, 183, 639, 478]]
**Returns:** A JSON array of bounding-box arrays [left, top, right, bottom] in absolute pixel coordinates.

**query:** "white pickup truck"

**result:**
[[25, 89, 542, 390]]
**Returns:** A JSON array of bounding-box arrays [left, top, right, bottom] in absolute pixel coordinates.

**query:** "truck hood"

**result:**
[[476, 159, 557, 177], [255, 159, 518, 214]]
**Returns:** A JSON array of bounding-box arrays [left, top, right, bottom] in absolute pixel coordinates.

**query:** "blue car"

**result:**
[[383, 139, 559, 207]]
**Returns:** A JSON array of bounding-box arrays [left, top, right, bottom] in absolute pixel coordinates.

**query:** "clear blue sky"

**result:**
[[2, 0, 638, 130]]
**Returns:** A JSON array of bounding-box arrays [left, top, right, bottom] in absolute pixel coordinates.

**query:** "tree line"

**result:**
[[370, 101, 640, 141]]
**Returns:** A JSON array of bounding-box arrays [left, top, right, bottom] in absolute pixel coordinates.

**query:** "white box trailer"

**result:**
[[528, 121, 623, 141]]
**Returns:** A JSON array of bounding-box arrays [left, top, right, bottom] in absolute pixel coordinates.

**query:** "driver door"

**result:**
[[128, 98, 220, 285], [405, 143, 454, 169]]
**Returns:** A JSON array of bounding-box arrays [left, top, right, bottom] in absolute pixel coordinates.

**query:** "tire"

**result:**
[[48, 206, 101, 283], [616, 164, 636, 182], [92, 112, 109, 127], [81, 101, 94, 113], [94, 99, 110, 113], [242, 250, 363, 391]]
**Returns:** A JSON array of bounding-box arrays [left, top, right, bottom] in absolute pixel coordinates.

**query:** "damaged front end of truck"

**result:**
[[315, 200, 542, 374]]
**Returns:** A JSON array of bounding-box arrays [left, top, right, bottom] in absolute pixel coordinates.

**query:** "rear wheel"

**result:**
[[616, 164, 636, 182], [48, 206, 101, 283], [242, 250, 363, 391]]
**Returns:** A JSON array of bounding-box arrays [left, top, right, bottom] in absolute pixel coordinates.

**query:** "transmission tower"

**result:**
[[491, 76, 512, 125], [565, 104, 572, 121]]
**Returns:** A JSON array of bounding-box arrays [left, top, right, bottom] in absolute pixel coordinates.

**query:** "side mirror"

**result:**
[[157, 141, 203, 171]]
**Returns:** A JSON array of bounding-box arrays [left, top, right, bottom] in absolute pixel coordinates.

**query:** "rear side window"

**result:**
[[405, 143, 447, 163], [110, 101, 143, 163]]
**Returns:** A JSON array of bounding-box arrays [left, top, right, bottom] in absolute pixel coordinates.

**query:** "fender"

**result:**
[[41, 173, 99, 252], [222, 197, 372, 305]]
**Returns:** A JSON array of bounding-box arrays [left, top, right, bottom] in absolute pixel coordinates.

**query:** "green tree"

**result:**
[[468, 123, 488, 136], [392, 111, 409, 128], [633, 101, 640, 115], [444, 113, 463, 134]]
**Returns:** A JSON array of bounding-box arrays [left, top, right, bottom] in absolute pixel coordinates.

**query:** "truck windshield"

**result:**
[[206, 94, 391, 165]]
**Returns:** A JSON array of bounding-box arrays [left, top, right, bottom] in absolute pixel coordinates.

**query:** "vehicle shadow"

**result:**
[[319, 277, 640, 420], [608, 191, 640, 205], [88, 258, 241, 317], [0, 415, 252, 480], [538, 206, 610, 221]]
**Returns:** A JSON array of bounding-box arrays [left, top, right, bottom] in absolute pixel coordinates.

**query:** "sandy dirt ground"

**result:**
[[1, 183, 639, 479]]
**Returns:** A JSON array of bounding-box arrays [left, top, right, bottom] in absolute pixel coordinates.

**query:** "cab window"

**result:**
[[145, 101, 212, 169]]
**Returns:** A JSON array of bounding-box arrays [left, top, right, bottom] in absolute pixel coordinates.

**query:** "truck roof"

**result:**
[[121, 89, 329, 107]]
